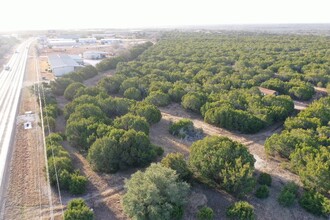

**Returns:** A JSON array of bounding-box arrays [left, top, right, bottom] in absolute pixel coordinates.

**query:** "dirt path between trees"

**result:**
[[151, 103, 320, 220]]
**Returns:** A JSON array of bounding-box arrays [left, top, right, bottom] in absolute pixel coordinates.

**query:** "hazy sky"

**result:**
[[0, 0, 329, 31]]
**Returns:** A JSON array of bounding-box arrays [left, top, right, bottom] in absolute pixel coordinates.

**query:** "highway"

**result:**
[[0, 40, 32, 214]]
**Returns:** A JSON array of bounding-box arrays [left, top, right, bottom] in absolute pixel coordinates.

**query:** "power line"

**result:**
[[34, 51, 56, 220], [38, 56, 65, 218]]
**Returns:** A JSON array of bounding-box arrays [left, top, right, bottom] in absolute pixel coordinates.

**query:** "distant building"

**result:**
[[78, 38, 97, 44], [69, 55, 84, 65], [83, 51, 108, 60], [92, 33, 116, 39], [258, 87, 278, 96], [100, 38, 122, 44], [47, 38, 77, 47], [48, 54, 82, 76]]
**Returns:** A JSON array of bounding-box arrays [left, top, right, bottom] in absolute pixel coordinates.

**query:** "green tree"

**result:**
[[69, 171, 88, 195], [161, 153, 192, 181], [299, 191, 330, 217], [122, 163, 190, 220], [226, 201, 255, 220], [64, 82, 85, 101], [169, 119, 196, 139], [257, 172, 272, 186], [48, 156, 73, 185], [50, 77, 74, 96], [87, 136, 121, 173], [277, 182, 298, 207], [124, 87, 142, 100], [131, 102, 162, 124], [181, 92, 207, 113], [196, 206, 214, 220], [145, 91, 171, 107], [64, 198, 94, 220], [297, 146, 330, 194], [113, 113, 149, 135], [189, 136, 255, 196], [255, 185, 269, 199], [88, 130, 158, 173]]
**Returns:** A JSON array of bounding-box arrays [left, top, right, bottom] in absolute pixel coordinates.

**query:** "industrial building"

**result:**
[[100, 38, 122, 44], [47, 38, 77, 47], [78, 38, 97, 44], [69, 55, 84, 65], [48, 54, 82, 76], [83, 51, 108, 60]]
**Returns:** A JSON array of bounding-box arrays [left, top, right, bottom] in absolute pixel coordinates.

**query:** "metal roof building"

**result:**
[[83, 51, 108, 60], [48, 54, 82, 77]]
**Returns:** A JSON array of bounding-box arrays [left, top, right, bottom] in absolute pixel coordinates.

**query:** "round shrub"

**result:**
[[197, 206, 214, 220], [189, 136, 255, 196], [64, 82, 85, 101], [69, 172, 88, 195], [133, 103, 162, 124], [169, 119, 195, 138], [64, 198, 94, 220], [226, 201, 255, 220], [257, 172, 272, 186], [122, 163, 190, 220], [124, 87, 142, 100], [299, 191, 330, 217], [145, 91, 170, 107], [277, 182, 298, 207], [255, 185, 269, 199], [161, 153, 192, 181]]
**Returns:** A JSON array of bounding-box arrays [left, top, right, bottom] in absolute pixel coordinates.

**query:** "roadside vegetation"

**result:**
[[64, 198, 94, 220], [38, 84, 88, 195]]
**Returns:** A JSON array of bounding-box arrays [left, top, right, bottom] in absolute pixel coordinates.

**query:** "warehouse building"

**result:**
[[100, 38, 122, 44], [48, 54, 82, 76], [83, 51, 108, 60], [78, 38, 97, 44], [69, 55, 84, 65], [47, 38, 77, 47]]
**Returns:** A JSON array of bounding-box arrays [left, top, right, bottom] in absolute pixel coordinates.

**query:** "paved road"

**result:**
[[0, 40, 32, 215]]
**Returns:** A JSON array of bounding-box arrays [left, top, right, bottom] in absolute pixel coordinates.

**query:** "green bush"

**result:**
[[132, 102, 162, 124], [64, 82, 85, 101], [113, 113, 149, 135], [69, 172, 88, 195], [145, 91, 171, 107], [122, 163, 190, 220], [88, 129, 157, 173], [277, 182, 298, 207], [161, 153, 192, 181], [181, 92, 207, 113], [299, 191, 330, 217], [197, 206, 214, 220], [189, 136, 255, 196], [124, 87, 142, 100], [226, 201, 255, 220], [169, 119, 197, 139], [64, 198, 94, 220], [255, 185, 269, 199], [257, 172, 272, 186]]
